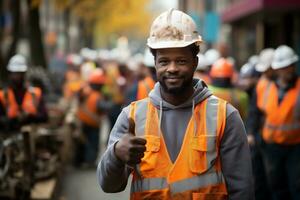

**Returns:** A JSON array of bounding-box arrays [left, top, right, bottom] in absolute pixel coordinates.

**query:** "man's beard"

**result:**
[[159, 76, 194, 95]]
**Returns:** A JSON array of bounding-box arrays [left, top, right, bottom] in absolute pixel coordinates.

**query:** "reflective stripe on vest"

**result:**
[[131, 171, 224, 194], [131, 177, 167, 193], [262, 81, 272, 110], [265, 123, 300, 131], [170, 171, 224, 194], [205, 96, 218, 169]]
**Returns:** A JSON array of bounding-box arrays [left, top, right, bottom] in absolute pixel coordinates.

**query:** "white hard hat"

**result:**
[[255, 48, 274, 72], [248, 55, 259, 66], [147, 9, 202, 49], [205, 49, 220, 66], [271, 45, 299, 70], [7, 54, 28, 72], [196, 54, 210, 70], [240, 63, 253, 78], [143, 49, 155, 68], [80, 48, 97, 61]]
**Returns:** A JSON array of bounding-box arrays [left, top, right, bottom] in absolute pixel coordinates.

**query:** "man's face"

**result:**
[[155, 47, 197, 94], [276, 65, 297, 84], [9, 72, 26, 87]]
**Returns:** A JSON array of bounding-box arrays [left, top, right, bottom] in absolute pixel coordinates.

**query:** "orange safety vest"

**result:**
[[256, 76, 272, 112], [129, 96, 228, 200], [137, 77, 155, 100], [77, 90, 102, 127], [0, 87, 41, 119], [262, 79, 300, 144]]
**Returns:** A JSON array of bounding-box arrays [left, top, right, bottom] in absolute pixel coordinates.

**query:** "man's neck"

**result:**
[[277, 77, 297, 90], [160, 87, 194, 106]]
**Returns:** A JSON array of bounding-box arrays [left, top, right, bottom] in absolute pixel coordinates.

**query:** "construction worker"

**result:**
[[247, 48, 275, 200], [209, 58, 249, 120], [261, 45, 300, 199], [76, 68, 108, 167], [63, 54, 83, 100], [0, 54, 48, 131], [194, 53, 211, 84], [98, 9, 253, 199]]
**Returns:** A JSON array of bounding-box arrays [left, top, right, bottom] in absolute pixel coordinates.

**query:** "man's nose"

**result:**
[[166, 61, 178, 72]]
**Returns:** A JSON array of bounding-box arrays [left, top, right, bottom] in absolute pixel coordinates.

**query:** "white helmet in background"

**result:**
[[7, 54, 28, 72], [147, 8, 202, 49], [205, 49, 220, 66], [255, 48, 274, 72], [143, 48, 155, 68], [248, 55, 259, 66], [196, 54, 210, 71], [272, 45, 299, 70]]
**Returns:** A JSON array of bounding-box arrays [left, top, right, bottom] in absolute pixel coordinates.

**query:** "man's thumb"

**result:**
[[128, 118, 135, 135]]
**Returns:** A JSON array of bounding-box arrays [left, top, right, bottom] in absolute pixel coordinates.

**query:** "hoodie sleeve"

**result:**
[[97, 106, 132, 193], [220, 104, 254, 200]]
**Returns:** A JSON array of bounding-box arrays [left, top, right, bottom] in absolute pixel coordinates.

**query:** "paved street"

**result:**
[[58, 167, 130, 200], [58, 117, 130, 200]]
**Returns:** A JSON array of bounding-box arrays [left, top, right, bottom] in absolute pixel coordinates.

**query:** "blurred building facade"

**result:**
[[179, 0, 300, 68]]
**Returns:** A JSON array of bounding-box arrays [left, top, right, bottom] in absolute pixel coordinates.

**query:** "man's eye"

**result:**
[[159, 60, 168, 66], [177, 60, 187, 65]]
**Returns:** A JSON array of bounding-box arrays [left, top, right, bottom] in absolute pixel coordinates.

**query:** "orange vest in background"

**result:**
[[137, 76, 155, 100], [129, 96, 227, 200], [262, 79, 300, 145], [0, 87, 41, 119], [63, 70, 83, 99], [77, 90, 102, 128], [256, 76, 272, 112]]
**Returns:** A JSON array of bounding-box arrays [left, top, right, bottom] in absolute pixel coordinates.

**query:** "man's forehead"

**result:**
[[156, 47, 192, 57]]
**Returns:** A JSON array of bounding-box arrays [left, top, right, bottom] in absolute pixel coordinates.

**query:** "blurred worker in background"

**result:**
[[125, 50, 156, 104], [261, 45, 300, 199], [98, 9, 253, 199], [194, 53, 211, 84], [209, 58, 249, 120], [236, 59, 261, 98], [204, 48, 220, 70], [247, 48, 275, 200], [143, 48, 157, 82], [76, 68, 109, 167], [63, 53, 83, 100], [0, 54, 48, 131]]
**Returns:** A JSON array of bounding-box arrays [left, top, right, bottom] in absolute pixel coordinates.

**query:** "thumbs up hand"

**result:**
[[114, 118, 147, 166]]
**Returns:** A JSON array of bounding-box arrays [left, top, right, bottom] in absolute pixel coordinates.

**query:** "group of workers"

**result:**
[[0, 8, 299, 200]]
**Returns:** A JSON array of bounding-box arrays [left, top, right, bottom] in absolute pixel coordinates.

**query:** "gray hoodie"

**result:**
[[97, 79, 254, 199]]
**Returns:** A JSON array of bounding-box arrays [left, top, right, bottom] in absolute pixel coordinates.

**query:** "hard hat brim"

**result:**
[[147, 39, 202, 50], [7, 65, 28, 72], [271, 55, 299, 70], [255, 63, 270, 72]]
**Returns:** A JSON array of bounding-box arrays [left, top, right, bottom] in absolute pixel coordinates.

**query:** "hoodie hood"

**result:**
[[149, 78, 212, 110]]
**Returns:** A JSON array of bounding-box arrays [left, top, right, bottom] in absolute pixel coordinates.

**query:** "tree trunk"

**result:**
[[27, 0, 47, 69], [0, 0, 21, 82]]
